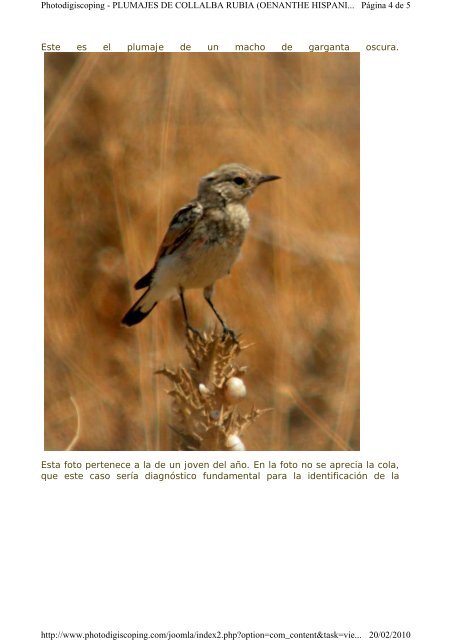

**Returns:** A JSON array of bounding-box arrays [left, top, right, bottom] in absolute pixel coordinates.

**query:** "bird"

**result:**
[[121, 163, 281, 338]]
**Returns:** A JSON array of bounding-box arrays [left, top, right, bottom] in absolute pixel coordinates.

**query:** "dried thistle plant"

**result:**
[[156, 331, 267, 451]]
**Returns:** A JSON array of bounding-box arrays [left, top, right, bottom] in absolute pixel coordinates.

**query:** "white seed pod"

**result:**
[[225, 434, 246, 451], [198, 383, 209, 397], [224, 376, 247, 404]]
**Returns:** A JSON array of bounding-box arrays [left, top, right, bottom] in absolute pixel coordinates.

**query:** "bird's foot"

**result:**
[[221, 325, 239, 345], [186, 325, 205, 342]]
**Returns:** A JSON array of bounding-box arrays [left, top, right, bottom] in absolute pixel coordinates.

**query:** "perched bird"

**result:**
[[121, 163, 280, 338]]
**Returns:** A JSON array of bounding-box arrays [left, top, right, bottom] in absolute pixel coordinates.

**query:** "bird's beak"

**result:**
[[258, 174, 281, 184]]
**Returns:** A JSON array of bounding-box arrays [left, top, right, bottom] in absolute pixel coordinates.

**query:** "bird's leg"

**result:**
[[179, 288, 203, 339], [203, 285, 238, 343]]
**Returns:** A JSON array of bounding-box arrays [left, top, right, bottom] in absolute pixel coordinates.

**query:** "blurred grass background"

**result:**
[[44, 52, 359, 451]]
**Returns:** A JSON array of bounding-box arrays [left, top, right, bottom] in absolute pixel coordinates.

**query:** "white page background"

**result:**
[[2, 1, 451, 638]]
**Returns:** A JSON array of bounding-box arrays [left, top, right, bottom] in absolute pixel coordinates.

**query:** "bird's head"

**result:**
[[198, 163, 281, 203]]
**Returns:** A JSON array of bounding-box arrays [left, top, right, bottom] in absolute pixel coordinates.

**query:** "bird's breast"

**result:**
[[202, 203, 250, 246], [169, 205, 250, 288]]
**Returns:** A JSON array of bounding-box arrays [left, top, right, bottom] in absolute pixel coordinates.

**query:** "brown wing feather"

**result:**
[[154, 201, 203, 261], [134, 201, 203, 290]]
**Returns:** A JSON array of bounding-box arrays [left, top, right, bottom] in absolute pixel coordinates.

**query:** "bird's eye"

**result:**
[[233, 176, 246, 186]]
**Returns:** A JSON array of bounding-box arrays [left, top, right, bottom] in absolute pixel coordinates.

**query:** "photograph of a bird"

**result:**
[[121, 163, 281, 338]]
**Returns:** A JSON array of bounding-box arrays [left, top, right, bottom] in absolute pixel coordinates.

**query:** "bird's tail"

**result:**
[[121, 288, 159, 327]]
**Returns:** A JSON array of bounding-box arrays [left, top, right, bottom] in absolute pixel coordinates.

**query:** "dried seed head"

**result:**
[[224, 377, 247, 405], [157, 330, 266, 451]]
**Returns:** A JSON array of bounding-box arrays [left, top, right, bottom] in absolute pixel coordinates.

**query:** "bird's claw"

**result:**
[[186, 325, 204, 342], [221, 326, 239, 344]]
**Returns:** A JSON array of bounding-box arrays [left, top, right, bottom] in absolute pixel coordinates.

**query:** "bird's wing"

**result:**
[[134, 201, 204, 290], [155, 200, 204, 260]]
